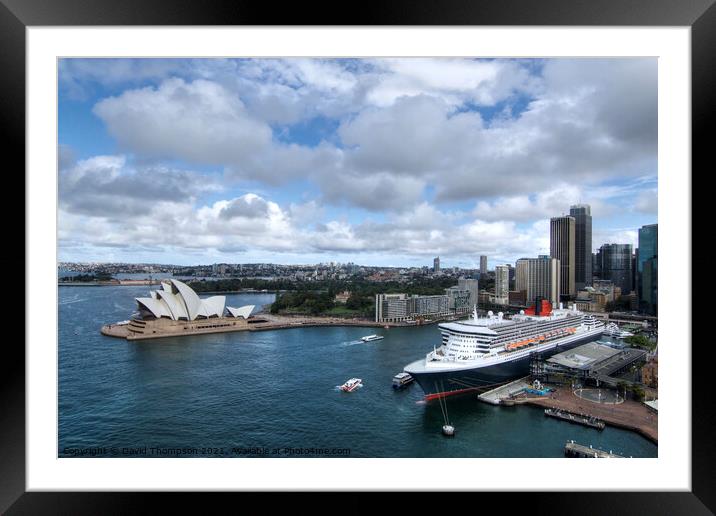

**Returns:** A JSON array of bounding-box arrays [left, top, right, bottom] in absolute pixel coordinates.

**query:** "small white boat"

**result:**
[[361, 334, 384, 342], [603, 323, 634, 339], [340, 378, 362, 392]]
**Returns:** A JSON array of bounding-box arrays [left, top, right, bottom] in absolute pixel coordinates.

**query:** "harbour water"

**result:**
[[59, 285, 657, 458]]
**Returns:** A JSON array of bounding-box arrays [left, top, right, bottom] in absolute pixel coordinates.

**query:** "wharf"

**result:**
[[544, 408, 605, 430], [564, 441, 623, 458], [477, 376, 533, 405]]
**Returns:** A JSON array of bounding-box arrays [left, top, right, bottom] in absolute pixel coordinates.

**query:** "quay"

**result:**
[[478, 380, 657, 443], [564, 441, 623, 458], [102, 313, 397, 341], [523, 384, 657, 443], [544, 408, 605, 430], [477, 376, 533, 405]]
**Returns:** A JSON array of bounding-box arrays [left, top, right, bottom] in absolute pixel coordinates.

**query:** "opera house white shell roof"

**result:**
[[226, 305, 255, 319], [135, 279, 254, 321]]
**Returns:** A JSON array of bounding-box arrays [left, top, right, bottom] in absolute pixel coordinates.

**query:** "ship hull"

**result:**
[[408, 330, 602, 400]]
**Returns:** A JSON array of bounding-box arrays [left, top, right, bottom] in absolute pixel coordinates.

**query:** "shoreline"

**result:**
[[100, 313, 430, 341], [60, 283, 284, 293]]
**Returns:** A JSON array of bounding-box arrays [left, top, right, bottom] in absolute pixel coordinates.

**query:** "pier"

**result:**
[[477, 376, 533, 405], [544, 408, 605, 430], [564, 441, 623, 458]]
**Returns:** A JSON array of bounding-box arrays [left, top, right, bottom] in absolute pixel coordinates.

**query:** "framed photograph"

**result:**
[[5, 0, 711, 512]]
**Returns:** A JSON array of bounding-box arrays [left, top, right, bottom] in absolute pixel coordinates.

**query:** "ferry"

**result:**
[[603, 323, 634, 339], [392, 372, 414, 389], [339, 378, 362, 392], [361, 334, 384, 342], [404, 299, 605, 400]]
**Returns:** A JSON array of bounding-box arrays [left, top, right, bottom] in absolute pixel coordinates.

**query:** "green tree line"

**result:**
[[59, 272, 115, 282], [249, 276, 459, 317], [624, 335, 657, 351]]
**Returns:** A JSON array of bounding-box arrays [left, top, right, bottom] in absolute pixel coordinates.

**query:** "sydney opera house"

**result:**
[[101, 279, 257, 340], [135, 279, 254, 321]]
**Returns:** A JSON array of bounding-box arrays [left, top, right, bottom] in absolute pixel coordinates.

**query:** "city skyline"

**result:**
[[59, 58, 657, 267]]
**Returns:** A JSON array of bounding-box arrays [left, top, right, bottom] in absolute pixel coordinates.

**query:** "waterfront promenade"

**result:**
[[101, 313, 409, 340], [520, 385, 658, 443]]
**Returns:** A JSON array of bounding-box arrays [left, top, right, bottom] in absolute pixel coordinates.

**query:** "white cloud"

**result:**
[[219, 193, 270, 219], [93, 78, 273, 166], [471, 184, 622, 222], [88, 59, 657, 212], [365, 58, 540, 108], [635, 188, 658, 214], [59, 154, 220, 219], [593, 228, 639, 251]]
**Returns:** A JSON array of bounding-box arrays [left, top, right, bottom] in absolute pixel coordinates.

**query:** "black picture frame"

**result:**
[[3, 0, 711, 512]]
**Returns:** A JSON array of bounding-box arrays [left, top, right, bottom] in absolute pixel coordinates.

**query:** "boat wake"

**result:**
[[59, 297, 88, 306], [339, 340, 364, 347]]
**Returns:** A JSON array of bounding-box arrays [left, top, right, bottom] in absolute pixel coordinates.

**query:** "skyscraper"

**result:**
[[598, 243, 633, 295], [433, 256, 440, 273], [495, 264, 510, 304], [570, 204, 592, 290], [479, 255, 487, 275], [642, 257, 658, 315], [637, 224, 658, 315], [550, 216, 576, 299], [592, 252, 598, 278], [457, 277, 479, 308], [515, 256, 561, 306]]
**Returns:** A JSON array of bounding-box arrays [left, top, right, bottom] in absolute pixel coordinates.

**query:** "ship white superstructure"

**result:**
[[404, 300, 605, 399]]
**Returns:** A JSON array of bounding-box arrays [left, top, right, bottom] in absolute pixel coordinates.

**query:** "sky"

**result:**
[[58, 58, 658, 269]]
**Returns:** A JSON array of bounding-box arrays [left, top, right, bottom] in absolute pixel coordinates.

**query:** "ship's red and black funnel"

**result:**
[[525, 297, 552, 316]]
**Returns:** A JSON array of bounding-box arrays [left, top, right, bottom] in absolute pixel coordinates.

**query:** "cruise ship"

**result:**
[[404, 299, 605, 400]]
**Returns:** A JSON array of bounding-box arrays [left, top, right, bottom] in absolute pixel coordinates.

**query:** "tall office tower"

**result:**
[[570, 204, 593, 290], [479, 255, 488, 275], [642, 256, 658, 316], [595, 247, 604, 279], [550, 216, 576, 299], [598, 243, 633, 295], [457, 277, 479, 308], [515, 255, 561, 306], [495, 264, 510, 303], [433, 256, 440, 273], [638, 224, 658, 315], [631, 251, 637, 293]]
